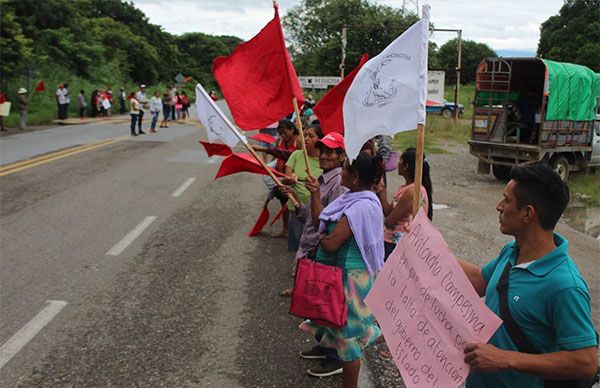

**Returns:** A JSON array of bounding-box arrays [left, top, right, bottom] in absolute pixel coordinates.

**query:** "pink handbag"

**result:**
[[289, 257, 347, 328]]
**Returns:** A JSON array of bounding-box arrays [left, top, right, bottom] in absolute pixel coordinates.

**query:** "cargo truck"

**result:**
[[468, 57, 600, 180]]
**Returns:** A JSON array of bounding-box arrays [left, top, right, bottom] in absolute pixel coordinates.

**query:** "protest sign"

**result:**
[[365, 209, 502, 388]]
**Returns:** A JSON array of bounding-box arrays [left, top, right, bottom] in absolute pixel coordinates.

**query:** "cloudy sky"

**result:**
[[132, 0, 564, 54]]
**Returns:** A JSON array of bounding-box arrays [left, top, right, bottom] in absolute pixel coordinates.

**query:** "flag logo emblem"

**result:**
[[361, 58, 398, 107]]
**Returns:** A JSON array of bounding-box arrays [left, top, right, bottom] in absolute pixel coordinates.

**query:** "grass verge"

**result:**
[[390, 115, 471, 154], [568, 170, 600, 206]]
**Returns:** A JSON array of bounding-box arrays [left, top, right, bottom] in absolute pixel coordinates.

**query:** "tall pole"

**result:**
[[340, 24, 347, 78], [412, 124, 426, 215], [453, 30, 462, 124]]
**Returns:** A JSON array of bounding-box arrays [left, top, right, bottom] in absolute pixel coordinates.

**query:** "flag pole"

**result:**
[[198, 83, 299, 206], [272, 0, 314, 178], [412, 124, 425, 215]]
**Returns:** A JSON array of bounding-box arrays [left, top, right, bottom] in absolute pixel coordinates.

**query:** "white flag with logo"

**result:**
[[343, 6, 430, 160], [195, 83, 246, 147]]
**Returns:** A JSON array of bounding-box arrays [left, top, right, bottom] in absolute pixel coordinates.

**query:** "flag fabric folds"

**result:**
[[35, 81, 46, 92], [213, 5, 304, 130], [269, 204, 287, 227], [342, 6, 430, 160], [250, 133, 276, 144], [199, 141, 233, 157], [195, 83, 245, 147], [313, 54, 369, 135], [248, 207, 270, 236], [215, 153, 286, 180]]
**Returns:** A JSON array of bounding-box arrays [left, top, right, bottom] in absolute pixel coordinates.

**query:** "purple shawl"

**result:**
[[319, 190, 384, 274]]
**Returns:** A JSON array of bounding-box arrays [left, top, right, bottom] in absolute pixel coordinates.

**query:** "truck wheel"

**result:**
[[492, 165, 511, 181], [550, 155, 569, 181], [441, 108, 452, 119]]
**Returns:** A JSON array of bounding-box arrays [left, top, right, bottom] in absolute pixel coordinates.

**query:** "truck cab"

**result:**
[[469, 57, 600, 180]]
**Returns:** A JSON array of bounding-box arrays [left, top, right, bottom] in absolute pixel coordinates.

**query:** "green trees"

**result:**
[[283, 0, 418, 76], [537, 0, 600, 71], [437, 39, 496, 84]]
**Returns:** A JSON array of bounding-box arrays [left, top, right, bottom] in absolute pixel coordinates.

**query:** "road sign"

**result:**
[[298, 76, 342, 89], [427, 71, 445, 104], [174, 73, 185, 84]]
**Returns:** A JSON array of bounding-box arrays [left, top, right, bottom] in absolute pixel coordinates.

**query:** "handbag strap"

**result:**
[[496, 262, 540, 354]]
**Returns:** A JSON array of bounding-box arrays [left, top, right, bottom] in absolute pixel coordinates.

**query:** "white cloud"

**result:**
[[132, 0, 564, 51]]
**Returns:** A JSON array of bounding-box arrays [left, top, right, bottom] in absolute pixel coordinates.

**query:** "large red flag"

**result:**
[[313, 54, 369, 134], [199, 140, 233, 157], [213, 5, 304, 130], [215, 153, 286, 179], [249, 133, 276, 144]]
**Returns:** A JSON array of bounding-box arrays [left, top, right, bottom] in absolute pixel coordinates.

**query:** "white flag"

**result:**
[[343, 6, 430, 160], [195, 83, 246, 147]]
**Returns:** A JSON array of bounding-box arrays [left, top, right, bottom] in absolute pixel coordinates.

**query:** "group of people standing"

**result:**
[[252, 118, 433, 386], [128, 85, 190, 136], [249, 109, 597, 388]]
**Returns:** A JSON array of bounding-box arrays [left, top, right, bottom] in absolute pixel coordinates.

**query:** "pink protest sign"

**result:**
[[365, 208, 502, 388]]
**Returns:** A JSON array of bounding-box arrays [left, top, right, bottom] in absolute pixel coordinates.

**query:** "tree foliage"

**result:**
[[0, 0, 240, 89], [283, 0, 419, 76], [537, 0, 600, 71], [437, 38, 496, 84]]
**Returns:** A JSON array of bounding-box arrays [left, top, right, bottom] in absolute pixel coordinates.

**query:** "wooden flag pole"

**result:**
[[292, 98, 314, 179], [412, 124, 425, 215]]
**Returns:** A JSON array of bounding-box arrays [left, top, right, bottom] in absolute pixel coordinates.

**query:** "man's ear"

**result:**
[[522, 204, 536, 225]]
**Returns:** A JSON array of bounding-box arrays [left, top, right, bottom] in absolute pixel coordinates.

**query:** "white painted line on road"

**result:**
[[0, 300, 67, 370], [171, 178, 197, 198], [106, 216, 157, 256]]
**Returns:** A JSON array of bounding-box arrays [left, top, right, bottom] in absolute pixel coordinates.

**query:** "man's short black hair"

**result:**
[[509, 163, 570, 230]]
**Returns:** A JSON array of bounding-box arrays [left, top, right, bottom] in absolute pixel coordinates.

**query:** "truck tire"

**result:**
[[550, 155, 569, 181], [492, 164, 511, 181], [441, 108, 452, 119]]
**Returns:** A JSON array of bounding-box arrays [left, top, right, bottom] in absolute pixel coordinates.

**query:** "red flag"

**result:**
[[215, 153, 285, 179], [35, 80, 46, 92], [313, 54, 369, 134], [248, 206, 270, 236], [213, 5, 304, 130], [183, 76, 193, 84], [269, 204, 288, 227], [199, 140, 233, 157], [250, 133, 276, 144]]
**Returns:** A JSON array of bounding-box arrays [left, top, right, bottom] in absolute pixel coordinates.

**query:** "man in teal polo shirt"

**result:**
[[456, 164, 598, 387]]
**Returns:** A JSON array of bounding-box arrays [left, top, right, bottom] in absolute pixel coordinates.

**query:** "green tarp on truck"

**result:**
[[543, 59, 599, 121]]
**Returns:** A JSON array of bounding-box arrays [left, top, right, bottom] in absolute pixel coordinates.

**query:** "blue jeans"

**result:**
[[150, 111, 159, 130], [130, 114, 138, 134]]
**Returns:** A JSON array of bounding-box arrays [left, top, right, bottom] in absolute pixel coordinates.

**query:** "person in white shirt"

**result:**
[[135, 84, 148, 134], [149, 90, 162, 133], [56, 83, 67, 119]]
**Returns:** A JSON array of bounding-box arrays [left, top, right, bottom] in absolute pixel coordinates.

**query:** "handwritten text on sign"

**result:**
[[365, 209, 502, 388]]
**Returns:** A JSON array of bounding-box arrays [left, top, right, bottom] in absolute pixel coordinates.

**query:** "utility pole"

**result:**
[[454, 30, 462, 124], [340, 24, 347, 78]]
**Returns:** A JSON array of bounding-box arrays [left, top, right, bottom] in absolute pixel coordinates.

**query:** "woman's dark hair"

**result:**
[[80, 89, 85, 94], [306, 123, 323, 139], [348, 152, 384, 188], [401, 147, 433, 220], [509, 163, 569, 230], [278, 119, 298, 135]]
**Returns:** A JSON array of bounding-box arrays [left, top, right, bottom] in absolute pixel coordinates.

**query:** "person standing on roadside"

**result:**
[[56, 83, 67, 119], [90, 89, 98, 117], [17, 87, 31, 130], [174, 91, 182, 120], [160, 87, 172, 128], [63, 83, 70, 119], [119, 87, 126, 114], [180, 90, 189, 120], [135, 84, 148, 134], [149, 90, 162, 133], [458, 164, 598, 388], [78, 90, 87, 119], [170, 87, 177, 121], [129, 92, 141, 137]]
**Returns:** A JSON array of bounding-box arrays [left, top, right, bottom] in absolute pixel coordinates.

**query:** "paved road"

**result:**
[[0, 110, 374, 387]]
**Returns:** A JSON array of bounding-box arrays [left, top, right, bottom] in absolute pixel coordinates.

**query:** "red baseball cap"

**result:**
[[316, 132, 345, 150]]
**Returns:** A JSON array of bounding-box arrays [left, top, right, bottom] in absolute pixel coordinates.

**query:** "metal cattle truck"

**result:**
[[468, 57, 600, 180]]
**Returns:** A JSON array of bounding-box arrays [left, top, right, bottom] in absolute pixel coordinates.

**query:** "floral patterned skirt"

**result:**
[[299, 268, 381, 361]]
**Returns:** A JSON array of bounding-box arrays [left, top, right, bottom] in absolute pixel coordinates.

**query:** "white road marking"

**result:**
[[106, 216, 157, 256], [0, 300, 67, 370], [171, 178, 196, 197]]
